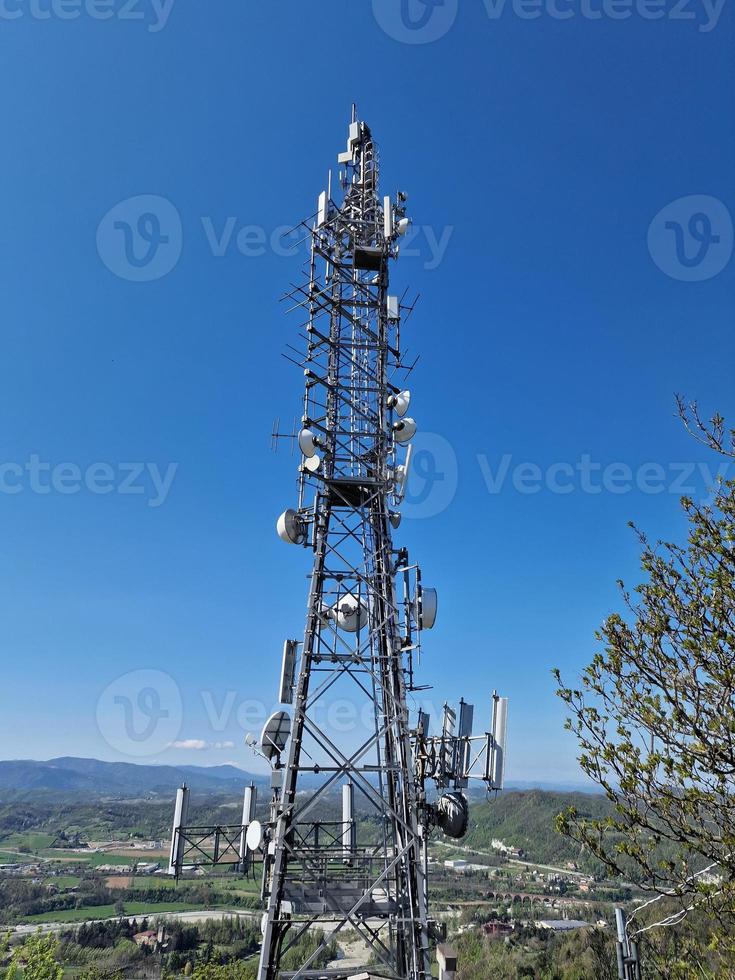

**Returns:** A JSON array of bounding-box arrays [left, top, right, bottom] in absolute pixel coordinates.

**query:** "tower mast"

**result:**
[[168, 113, 508, 980], [262, 114, 431, 980]]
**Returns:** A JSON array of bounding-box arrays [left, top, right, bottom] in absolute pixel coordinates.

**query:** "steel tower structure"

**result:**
[[262, 110, 434, 980], [168, 111, 508, 980]]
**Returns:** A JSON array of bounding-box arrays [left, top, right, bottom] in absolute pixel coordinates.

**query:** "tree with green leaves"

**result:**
[[7, 934, 63, 980], [191, 962, 256, 980], [555, 402, 735, 969]]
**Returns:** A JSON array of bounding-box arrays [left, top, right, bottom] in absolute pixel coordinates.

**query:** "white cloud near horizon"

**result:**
[[169, 739, 236, 751]]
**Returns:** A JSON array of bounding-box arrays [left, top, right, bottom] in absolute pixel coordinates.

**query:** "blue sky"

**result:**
[[0, 0, 733, 785]]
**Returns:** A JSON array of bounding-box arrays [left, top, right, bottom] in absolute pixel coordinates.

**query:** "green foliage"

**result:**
[[555, 403, 735, 965], [277, 929, 337, 972], [463, 790, 613, 875], [8, 934, 63, 980], [191, 962, 256, 980], [455, 924, 617, 980]]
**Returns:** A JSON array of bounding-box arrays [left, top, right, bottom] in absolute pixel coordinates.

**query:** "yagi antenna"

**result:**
[[271, 417, 298, 454]]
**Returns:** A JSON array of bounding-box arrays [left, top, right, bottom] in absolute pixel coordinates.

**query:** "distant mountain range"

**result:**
[[0, 757, 268, 797], [0, 757, 600, 799]]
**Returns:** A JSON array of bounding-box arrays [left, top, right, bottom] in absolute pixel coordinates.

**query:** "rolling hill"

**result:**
[[0, 757, 267, 797]]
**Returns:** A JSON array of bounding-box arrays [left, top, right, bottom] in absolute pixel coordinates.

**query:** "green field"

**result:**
[[38, 850, 139, 867], [48, 875, 82, 889], [2, 833, 57, 851], [23, 901, 208, 924], [110, 875, 177, 889], [220, 879, 260, 896]]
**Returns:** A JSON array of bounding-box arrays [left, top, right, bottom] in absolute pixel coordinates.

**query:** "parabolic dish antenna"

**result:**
[[277, 509, 307, 546], [417, 587, 438, 630], [298, 428, 319, 458], [388, 389, 411, 418], [246, 820, 263, 852], [260, 710, 292, 762], [436, 791, 469, 840], [393, 417, 417, 445], [331, 593, 368, 633]]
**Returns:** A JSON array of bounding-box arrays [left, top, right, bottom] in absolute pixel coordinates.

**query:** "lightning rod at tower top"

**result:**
[[169, 111, 509, 980]]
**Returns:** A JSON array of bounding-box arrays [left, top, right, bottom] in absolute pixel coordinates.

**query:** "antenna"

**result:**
[[260, 711, 292, 764], [238, 784, 258, 873], [490, 692, 509, 790], [270, 417, 298, 454], [168, 113, 509, 980], [278, 640, 298, 705], [168, 784, 189, 877], [454, 699, 475, 790]]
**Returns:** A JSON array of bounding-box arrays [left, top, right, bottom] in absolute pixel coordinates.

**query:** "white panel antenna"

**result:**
[[490, 694, 509, 790], [168, 784, 190, 876], [238, 783, 258, 871], [395, 443, 413, 499], [418, 710, 431, 739], [317, 190, 328, 227], [383, 195, 393, 239], [454, 700, 474, 790], [279, 640, 298, 704]]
